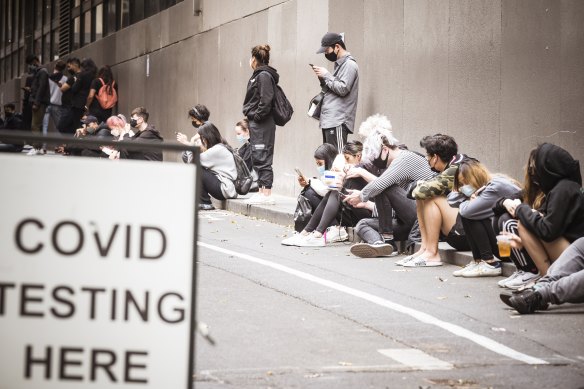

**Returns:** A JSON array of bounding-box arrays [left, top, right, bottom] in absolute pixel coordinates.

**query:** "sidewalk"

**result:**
[[213, 194, 517, 277]]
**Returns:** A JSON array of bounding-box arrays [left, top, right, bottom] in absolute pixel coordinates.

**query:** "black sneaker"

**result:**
[[199, 203, 215, 211], [500, 289, 548, 314]]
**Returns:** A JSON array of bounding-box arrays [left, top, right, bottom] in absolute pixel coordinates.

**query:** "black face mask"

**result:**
[[429, 156, 441, 173], [130, 119, 139, 128], [325, 49, 338, 62], [192, 121, 201, 128], [372, 149, 389, 169]]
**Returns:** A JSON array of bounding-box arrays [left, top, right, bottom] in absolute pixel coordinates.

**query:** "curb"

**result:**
[[218, 196, 516, 277]]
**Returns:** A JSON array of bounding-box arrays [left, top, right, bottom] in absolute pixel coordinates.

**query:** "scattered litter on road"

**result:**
[[438, 276, 448, 282], [437, 296, 447, 300], [464, 294, 472, 298], [491, 327, 506, 332], [304, 373, 321, 378], [338, 361, 352, 366]]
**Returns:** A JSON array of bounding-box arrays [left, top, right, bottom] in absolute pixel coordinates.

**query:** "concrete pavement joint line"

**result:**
[[199, 241, 549, 366]]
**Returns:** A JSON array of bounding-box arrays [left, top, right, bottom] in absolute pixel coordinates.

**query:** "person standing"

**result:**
[[45, 60, 68, 133], [242, 44, 279, 205], [312, 32, 359, 151], [85, 65, 118, 123], [26, 54, 50, 155]]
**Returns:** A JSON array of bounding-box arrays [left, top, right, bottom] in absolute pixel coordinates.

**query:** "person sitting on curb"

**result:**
[[197, 122, 238, 211], [449, 158, 522, 277], [502, 143, 584, 276], [283, 141, 374, 247], [120, 106, 163, 161], [344, 114, 435, 258], [400, 134, 470, 267], [234, 118, 259, 192], [177, 104, 211, 163], [500, 236, 584, 314]]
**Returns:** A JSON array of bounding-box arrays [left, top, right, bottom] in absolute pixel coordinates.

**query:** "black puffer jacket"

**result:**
[[242, 65, 279, 123], [516, 143, 584, 242], [29, 67, 50, 105], [120, 125, 164, 162]]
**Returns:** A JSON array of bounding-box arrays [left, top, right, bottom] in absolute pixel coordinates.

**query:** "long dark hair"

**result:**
[[314, 143, 338, 170], [81, 58, 98, 78], [198, 122, 227, 150]]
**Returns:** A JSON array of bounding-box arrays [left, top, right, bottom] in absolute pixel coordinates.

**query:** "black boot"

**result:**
[[500, 289, 548, 314]]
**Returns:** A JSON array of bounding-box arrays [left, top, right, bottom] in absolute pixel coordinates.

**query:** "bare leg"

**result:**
[[518, 222, 552, 274], [542, 238, 570, 262], [413, 200, 427, 257], [419, 198, 443, 262], [433, 196, 459, 235]]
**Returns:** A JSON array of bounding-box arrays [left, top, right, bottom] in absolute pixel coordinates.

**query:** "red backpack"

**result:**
[[96, 78, 118, 109]]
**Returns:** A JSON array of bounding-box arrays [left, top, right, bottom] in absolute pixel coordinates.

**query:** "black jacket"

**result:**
[[0, 115, 22, 130], [29, 67, 50, 105], [516, 143, 584, 243], [242, 65, 279, 123], [121, 125, 164, 162]]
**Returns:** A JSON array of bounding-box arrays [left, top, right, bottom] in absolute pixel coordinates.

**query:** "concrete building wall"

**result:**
[[2, 0, 583, 196]]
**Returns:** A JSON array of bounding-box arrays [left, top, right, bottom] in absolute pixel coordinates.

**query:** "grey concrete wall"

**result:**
[[2, 0, 583, 196]]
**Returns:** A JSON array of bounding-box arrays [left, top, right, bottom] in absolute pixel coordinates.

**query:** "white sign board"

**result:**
[[0, 155, 197, 388]]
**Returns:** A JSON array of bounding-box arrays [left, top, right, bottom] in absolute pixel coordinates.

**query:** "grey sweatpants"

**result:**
[[537, 237, 584, 306]]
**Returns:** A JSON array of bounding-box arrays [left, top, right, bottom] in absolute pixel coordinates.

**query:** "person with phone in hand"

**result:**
[[312, 32, 359, 151], [449, 159, 522, 278]]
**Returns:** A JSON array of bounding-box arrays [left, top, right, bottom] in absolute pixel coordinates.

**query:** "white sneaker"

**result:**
[[325, 226, 348, 243], [27, 148, 40, 156], [396, 254, 416, 266], [295, 232, 325, 247], [245, 193, 275, 205], [460, 261, 502, 277], [504, 271, 540, 290], [281, 233, 307, 246], [453, 261, 480, 277], [498, 270, 521, 288]]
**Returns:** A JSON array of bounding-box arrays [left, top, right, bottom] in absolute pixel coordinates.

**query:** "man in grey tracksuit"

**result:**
[[501, 237, 584, 313], [312, 32, 359, 151]]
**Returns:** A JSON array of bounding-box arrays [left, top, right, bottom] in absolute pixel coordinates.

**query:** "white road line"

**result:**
[[378, 349, 453, 370], [199, 242, 548, 365]]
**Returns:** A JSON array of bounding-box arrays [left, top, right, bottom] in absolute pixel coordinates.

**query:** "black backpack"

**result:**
[[225, 145, 253, 195], [266, 72, 294, 127]]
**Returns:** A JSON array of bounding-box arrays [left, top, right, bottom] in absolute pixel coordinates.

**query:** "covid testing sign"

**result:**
[[0, 155, 197, 388]]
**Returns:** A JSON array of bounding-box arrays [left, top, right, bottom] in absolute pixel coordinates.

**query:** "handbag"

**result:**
[[293, 194, 313, 232], [307, 91, 324, 120]]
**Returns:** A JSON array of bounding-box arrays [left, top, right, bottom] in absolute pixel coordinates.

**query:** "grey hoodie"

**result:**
[[319, 54, 359, 132]]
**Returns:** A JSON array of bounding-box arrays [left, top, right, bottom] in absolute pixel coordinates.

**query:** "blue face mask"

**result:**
[[236, 135, 247, 143], [316, 165, 325, 177]]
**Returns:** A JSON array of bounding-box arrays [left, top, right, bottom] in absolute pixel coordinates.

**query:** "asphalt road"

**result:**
[[194, 210, 584, 389]]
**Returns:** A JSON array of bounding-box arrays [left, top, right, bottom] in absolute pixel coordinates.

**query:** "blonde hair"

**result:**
[[359, 114, 399, 163]]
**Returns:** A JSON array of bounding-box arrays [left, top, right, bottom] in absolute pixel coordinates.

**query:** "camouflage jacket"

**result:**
[[412, 154, 466, 200]]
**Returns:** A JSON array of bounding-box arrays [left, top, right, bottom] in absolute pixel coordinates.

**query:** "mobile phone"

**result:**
[[309, 63, 314, 68], [294, 167, 304, 178]]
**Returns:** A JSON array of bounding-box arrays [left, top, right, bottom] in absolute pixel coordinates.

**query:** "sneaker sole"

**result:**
[[461, 271, 502, 278], [350, 243, 393, 258]]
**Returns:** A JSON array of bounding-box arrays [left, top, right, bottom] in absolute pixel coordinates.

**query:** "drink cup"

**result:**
[[496, 235, 511, 257]]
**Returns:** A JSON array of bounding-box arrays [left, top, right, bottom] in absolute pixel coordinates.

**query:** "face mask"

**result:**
[[372, 149, 389, 169], [325, 48, 338, 62], [130, 119, 139, 128], [316, 165, 326, 177], [192, 121, 201, 128], [236, 134, 247, 143], [28, 64, 38, 73]]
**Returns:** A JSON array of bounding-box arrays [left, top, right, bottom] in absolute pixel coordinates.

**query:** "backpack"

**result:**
[[265, 72, 293, 127], [96, 79, 118, 109], [226, 145, 253, 195]]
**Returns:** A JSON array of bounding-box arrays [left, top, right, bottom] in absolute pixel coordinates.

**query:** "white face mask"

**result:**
[[236, 134, 247, 143], [316, 165, 325, 177]]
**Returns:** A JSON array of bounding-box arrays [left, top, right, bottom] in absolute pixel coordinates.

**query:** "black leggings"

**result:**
[[201, 168, 226, 205], [460, 216, 499, 260], [304, 190, 370, 234], [493, 213, 538, 273]]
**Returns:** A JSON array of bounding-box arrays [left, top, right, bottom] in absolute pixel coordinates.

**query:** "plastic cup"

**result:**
[[496, 235, 511, 257]]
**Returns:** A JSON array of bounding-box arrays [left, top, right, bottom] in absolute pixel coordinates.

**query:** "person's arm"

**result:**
[[253, 72, 275, 122], [459, 185, 500, 219], [412, 164, 457, 200], [322, 60, 358, 97], [516, 181, 581, 242], [360, 155, 408, 202], [86, 87, 97, 110]]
